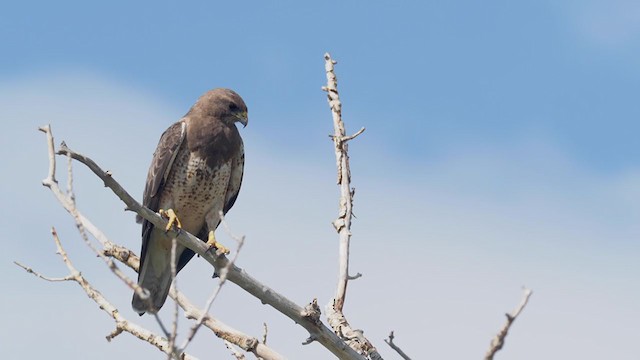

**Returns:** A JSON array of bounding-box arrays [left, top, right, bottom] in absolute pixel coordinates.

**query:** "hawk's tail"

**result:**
[[132, 241, 173, 315]]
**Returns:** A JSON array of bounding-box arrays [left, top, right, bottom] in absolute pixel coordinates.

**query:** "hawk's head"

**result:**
[[189, 88, 248, 127]]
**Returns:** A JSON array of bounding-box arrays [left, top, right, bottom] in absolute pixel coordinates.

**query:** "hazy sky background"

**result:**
[[2, 1, 639, 359]]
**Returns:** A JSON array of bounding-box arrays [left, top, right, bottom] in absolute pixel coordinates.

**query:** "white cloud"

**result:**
[[2, 72, 639, 359], [565, 0, 640, 49]]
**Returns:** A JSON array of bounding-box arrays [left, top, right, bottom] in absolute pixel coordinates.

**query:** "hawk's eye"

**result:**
[[229, 103, 239, 112]]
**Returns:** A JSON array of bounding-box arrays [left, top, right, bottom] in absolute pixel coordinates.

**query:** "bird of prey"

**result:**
[[132, 88, 248, 315]]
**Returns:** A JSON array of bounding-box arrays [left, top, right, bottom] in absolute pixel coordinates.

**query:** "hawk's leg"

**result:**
[[206, 231, 230, 255], [159, 209, 182, 232]]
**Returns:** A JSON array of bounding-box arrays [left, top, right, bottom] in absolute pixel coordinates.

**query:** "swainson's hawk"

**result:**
[[132, 88, 248, 315]]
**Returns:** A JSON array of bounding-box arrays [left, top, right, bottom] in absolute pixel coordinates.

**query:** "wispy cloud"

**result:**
[[566, 0, 640, 48]]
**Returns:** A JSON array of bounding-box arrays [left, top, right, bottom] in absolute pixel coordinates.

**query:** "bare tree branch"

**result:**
[[38, 125, 151, 306], [484, 288, 533, 360], [384, 331, 412, 360], [40, 125, 364, 360], [16, 227, 197, 360], [262, 322, 268, 345], [38, 126, 286, 360], [322, 53, 382, 360], [41, 125, 176, 354], [14, 261, 75, 282], [322, 53, 362, 312], [225, 341, 247, 360], [103, 240, 285, 360], [180, 211, 245, 353], [167, 238, 180, 360]]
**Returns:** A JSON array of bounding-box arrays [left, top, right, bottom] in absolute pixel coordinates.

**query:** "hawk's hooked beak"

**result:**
[[236, 111, 248, 128]]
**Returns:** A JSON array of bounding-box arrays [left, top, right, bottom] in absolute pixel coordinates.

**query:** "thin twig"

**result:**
[[384, 331, 412, 360], [180, 212, 246, 353], [44, 126, 174, 350], [167, 238, 180, 360], [347, 273, 362, 280], [13, 261, 74, 282], [154, 313, 172, 338], [66, 149, 74, 200], [341, 127, 366, 142], [16, 228, 197, 360], [225, 341, 247, 360], [484, 288, 533, 360], [262, 323, 268, 345], [322, 53, 382, 360], [38, 125, 56, 183], [39, 124, 152, 307]]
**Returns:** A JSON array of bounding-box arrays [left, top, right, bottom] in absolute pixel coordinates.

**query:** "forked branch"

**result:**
[[384, 331, 412, 360], [37, 125, 283, 359], [39, 125, 364, 359], [322, 53, 382, 360], [17, 227, 197, 360]]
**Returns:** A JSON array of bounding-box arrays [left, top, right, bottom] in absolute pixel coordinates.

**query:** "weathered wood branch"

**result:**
[[322, 53, 382, 360], [384, 331, 412, 360], [484, 288, 533, 360], [40, 125, 364, 360], [99, 239, 281, 358], [18, 227, 197, 360], [39, 126, 148, 303], [180, 213, 245, 353], [38, 125, 284, 359], [167, 238, 180, 360]]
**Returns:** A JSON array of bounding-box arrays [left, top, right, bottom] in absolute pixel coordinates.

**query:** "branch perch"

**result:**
[[39, 125, 364, 359], [103, 240, 282, 359], [38, 125, 283, 359]]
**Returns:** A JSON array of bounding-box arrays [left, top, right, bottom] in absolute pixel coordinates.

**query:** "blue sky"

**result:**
[[2, 1, 639, 359], [4, 0, 640, 169]]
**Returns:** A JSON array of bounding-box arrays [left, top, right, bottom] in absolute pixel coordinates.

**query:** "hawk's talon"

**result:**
[[206, 231, 230, 255], [159, 209, 182, 232]]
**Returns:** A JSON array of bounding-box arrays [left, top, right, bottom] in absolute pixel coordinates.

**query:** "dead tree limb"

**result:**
[[484, 288, 533, 360], [39, 126, 148, 302], [42, 126, 184, 358], [17, 227, 197, 360], [322, 53, 382, 360], [39, 125, 278, 357], [384, 331, 412, 360], [37, 125, 285, 359], [104, 239, 283, 359], [40, 124, 364, 359], [180, 212, 245, 353]]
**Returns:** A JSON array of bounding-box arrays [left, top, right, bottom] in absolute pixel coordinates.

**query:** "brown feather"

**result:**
[[133, 88, 247, 315]]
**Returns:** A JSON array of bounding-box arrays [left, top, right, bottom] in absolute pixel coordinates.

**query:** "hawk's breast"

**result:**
[[159, 145, 232, 235]]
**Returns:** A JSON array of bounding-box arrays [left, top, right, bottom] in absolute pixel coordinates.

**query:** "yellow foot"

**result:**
[[206, 231, 230, 255], [159, 209, 182, 232]]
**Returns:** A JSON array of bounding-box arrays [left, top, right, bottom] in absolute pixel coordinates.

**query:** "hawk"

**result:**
[[132, 88, 248, 315]]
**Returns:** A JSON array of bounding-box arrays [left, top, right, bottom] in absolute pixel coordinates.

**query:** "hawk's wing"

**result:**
[[223, 138, 244, 214], [138, 120, 186, 269]]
